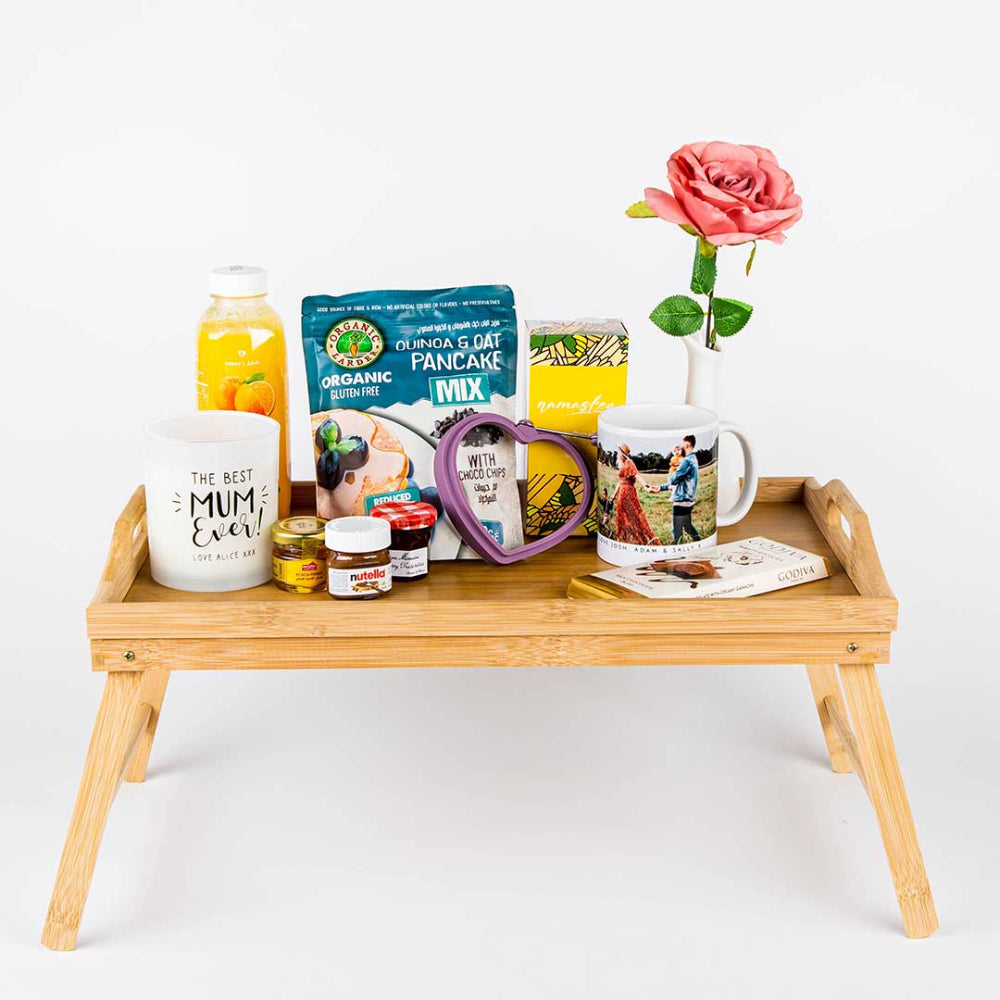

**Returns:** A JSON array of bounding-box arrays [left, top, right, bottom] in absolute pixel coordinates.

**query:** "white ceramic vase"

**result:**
[[682, 333, 742, 514]]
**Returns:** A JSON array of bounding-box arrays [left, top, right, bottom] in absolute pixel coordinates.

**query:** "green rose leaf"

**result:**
[[625, 200, 657, 218], [690, 243, 717, 295], [712, 298, 754, 337], [649, 295, 705, 336]]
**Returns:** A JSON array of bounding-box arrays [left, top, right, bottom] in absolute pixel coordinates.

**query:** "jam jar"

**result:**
[[271, 516, 329, 594], [370, 501, 438, 581], [325, 517, 392, 599]]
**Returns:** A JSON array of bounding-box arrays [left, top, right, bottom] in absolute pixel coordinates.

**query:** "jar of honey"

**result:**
[[271, 516, 329, 594]]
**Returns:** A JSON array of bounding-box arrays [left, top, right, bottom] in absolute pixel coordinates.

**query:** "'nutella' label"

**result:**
[[328, 563, 392, 597], [390, 547, 428, 579]]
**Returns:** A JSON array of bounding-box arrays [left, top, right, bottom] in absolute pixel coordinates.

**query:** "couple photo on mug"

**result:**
[[597, 432, 712, 548], [595, 403, 757, 567]]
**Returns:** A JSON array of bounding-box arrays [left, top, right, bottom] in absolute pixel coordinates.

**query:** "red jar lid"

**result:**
[[370, 501, 438, 530]]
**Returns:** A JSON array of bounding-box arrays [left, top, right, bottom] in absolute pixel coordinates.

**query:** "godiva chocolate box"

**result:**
[[524, 319, 629, 537]]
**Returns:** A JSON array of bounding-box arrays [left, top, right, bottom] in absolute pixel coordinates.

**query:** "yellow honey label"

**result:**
[[272, 556, 326, 588]]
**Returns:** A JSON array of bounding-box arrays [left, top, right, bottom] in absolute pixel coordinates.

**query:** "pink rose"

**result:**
[[644, 142, 802, 246]]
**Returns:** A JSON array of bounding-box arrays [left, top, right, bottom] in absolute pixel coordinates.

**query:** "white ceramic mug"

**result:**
[[144, 411, 280, 592], [595, 403, 757, 566]]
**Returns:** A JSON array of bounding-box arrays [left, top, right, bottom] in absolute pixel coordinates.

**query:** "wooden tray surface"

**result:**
[[86, 478, 897, 648]]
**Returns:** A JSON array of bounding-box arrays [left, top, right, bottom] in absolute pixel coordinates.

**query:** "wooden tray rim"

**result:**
[[84, 477, 896, 645]]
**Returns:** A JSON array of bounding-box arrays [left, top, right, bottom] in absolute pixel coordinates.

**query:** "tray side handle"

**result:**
[[91, 486, 149, 605], [803, 478, 893, 598]]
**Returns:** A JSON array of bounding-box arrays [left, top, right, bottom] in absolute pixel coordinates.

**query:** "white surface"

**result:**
[[1, 0, 998, 996]]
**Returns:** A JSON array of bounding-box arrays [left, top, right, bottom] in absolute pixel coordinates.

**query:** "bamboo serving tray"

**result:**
[[42, 476, 938, 949], [87, 477, 897, 671]]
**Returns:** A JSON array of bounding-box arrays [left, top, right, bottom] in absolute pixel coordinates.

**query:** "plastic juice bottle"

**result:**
[[197, 265, 291, 517]]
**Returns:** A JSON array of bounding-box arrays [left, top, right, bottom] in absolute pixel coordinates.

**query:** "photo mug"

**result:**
[[144, 411, 280, 592], [595, 402, 757, 566]]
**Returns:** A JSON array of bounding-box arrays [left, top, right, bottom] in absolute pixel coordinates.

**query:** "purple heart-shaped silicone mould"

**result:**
[[433, 414, 594, 565]]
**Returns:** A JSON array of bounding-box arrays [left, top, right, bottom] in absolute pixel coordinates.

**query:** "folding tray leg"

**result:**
[[838, 662, 938, 938], [805, 664, 852, 773], [124, 669, 170, 783], [42, 671, 156, 951]]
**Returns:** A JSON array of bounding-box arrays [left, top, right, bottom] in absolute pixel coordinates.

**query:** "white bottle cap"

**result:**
[[209, 265, 268, 298], [325, 516, 391, 554]]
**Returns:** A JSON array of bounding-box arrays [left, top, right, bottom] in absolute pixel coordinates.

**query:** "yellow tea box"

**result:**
[[525, 319, 628, 536]]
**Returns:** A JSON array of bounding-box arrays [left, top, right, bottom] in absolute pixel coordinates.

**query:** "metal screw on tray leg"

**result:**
[[123, 651, 135, 661], [847, 643, 859, 653]]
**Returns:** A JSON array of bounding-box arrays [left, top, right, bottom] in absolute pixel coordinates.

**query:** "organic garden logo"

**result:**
[[325, 317, 385, 369]]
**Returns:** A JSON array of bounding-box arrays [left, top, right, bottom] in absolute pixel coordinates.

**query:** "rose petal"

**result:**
[[689, 177, 769, 215], [708, 162, 767, 199], [699, 141, 760, 165], [759, 161, 795, 206], [707, 232, 784, 246], [686, 178, 752, 211], [746, 145, 778, 166], [704, 231, 758, 246], [735, 205, 802, 236], [669, 144, 709, 182], [673, 186, 738, 237], [643, 187, 691, 226]]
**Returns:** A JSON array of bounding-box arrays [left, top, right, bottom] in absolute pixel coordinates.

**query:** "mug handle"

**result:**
[[716, 420, 758, 527]]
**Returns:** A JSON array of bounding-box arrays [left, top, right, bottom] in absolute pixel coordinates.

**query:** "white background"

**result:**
[[2, 1, 998, 996]]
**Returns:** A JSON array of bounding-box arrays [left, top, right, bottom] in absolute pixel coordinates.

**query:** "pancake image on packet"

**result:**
[[311, 409, 409, 517], [302, 286, 522, 560]]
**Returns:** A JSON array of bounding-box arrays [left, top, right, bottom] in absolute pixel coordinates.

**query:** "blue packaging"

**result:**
[[301, 285, 522, 559]]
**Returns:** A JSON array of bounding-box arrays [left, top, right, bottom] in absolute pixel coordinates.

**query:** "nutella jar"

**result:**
[[324, 517, 392, 600], [370, 501, 438, 581]]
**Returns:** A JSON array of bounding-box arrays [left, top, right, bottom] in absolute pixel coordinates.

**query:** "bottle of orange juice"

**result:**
[[197, 266, 291, 517]]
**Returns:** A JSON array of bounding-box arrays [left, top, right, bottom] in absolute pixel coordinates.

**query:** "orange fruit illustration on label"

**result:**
[[234, 373, 275, 415], [214, 375, 242, 410]]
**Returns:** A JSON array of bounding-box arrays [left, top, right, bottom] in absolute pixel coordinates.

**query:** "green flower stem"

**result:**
[[705, 289, 714, 349]]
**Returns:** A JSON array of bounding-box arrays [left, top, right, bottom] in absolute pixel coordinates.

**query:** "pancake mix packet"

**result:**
[[301, 286, 523, 560]]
